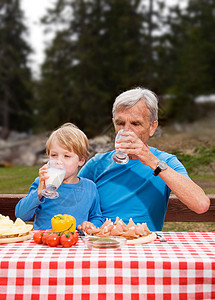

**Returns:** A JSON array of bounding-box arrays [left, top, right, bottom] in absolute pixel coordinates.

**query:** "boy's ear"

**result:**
[[78, 157, 85, 167]]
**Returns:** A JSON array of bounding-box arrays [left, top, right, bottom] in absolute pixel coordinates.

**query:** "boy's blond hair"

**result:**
[[46, 123, 89, 159]]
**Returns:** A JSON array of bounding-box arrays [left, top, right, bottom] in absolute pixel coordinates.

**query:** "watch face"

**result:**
[[159, 161, 168, 170]]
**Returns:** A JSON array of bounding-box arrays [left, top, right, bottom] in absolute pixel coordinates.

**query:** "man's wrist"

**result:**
[[153, 160, 168, 176], [148, 158, 160, 170]]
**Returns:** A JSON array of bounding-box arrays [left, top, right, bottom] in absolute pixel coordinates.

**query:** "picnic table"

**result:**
[[0, 231, 214, 299]]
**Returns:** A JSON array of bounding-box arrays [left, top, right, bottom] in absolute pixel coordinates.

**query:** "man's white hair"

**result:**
[[112, 87, 158, 123]]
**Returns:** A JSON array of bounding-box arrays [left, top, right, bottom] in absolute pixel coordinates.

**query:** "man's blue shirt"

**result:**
[[79, 147, 189, 231]]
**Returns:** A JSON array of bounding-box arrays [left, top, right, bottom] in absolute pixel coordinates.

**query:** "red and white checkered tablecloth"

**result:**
[[0, 231, 215, 300]]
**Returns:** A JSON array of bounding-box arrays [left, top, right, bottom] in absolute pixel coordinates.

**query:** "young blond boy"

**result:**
[[15, 123, 104, 230]]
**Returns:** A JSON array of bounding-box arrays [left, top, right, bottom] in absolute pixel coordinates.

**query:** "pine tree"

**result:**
[[38, 0, 146, 136], [0, 0, 33, 137], [161, 0, 215, 121]]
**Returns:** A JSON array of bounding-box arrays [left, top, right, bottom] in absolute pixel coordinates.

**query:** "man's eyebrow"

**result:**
[[114, 119, 124, 123], [131, 120, 142, 124]]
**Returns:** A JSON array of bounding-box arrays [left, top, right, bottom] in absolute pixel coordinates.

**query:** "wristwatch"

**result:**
[[153, 160, 168, 176]]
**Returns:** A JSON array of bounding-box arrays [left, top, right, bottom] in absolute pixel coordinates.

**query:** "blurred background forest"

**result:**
[[1, 0, 215, 138]]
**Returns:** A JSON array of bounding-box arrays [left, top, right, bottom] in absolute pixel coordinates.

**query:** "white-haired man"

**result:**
[[79, 87, 210, 231]]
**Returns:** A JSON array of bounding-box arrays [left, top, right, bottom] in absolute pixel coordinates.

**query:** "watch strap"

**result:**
[[153, 166, 161, 176], [153, 161, 168, 176]]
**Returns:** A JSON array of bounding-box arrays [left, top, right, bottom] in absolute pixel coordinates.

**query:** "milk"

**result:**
[[45, 167, 66, 189]]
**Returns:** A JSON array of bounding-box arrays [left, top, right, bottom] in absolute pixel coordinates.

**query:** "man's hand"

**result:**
[[115, 130, 158, 169]]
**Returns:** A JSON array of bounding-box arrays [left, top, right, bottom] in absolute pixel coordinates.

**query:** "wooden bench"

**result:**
[[0, 194, 215, 222]]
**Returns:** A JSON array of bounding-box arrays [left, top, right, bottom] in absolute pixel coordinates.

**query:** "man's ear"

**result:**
[[112, 118, 116, 130], [78, 157, 85, 167], [149, 120, 158, 137]]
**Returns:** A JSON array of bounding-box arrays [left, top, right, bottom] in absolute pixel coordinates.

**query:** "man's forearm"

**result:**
[[159, 167, 210, 214]]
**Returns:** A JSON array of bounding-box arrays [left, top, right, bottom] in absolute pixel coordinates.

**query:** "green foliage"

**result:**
[[0, 0, 33, 136], [1, 0, 215, 134], [162, 0, 215, 121], [36, 0, 167, 136], [171, 146, 215, 175], [36, 0, 215, 135]]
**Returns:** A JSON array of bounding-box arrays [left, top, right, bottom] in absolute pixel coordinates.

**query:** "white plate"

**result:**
[[126, 232, 157, 244], [0, 231, 34, 244]]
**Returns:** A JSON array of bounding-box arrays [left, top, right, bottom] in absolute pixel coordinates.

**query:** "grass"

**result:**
[[163, 222, 215, 232], [0, 165, 38, 194]]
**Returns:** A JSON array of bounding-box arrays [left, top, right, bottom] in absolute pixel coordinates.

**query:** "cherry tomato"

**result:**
[[46, 233, 60, 247], [33, 231, 43, 244], [72, 232, 79, 245], [60, 233, 74, 248], [42, 230, 52, 245]]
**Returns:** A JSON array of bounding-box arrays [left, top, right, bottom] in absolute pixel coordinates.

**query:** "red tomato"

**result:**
[[72, 232, 79, 245], [42, 230, 52, 245], [46, 233, 60, 247], [60, 233, 75, 248], [33, 231, 43, 244]]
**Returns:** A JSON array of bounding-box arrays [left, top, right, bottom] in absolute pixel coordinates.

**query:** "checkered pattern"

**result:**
[[0, 231, 215, 299]]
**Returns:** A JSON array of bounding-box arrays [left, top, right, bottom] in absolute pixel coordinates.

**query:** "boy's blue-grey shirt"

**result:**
[[15, 177, 105, 230]]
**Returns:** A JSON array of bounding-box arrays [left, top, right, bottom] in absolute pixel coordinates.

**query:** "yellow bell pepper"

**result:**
[[51, 214, 76, 233]]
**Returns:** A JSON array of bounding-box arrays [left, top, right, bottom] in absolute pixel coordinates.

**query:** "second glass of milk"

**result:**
[[41, 160, 66, 199]]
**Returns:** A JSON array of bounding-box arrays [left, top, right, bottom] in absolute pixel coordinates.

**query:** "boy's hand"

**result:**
[[38, 164, 49, 199]]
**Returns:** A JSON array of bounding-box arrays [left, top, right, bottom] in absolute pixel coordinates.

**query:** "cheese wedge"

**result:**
[[0, 215, 33, 238]]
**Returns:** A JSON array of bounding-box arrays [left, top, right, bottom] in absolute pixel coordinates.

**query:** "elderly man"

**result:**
[[79, 87, 210, 230]]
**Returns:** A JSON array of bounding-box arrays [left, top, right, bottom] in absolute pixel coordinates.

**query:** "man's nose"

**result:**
[[124, 124, 132, 131]]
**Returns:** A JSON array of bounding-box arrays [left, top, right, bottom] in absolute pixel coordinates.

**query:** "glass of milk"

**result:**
[[41, 160, 66, 199], [112, 129, 130, 164]]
